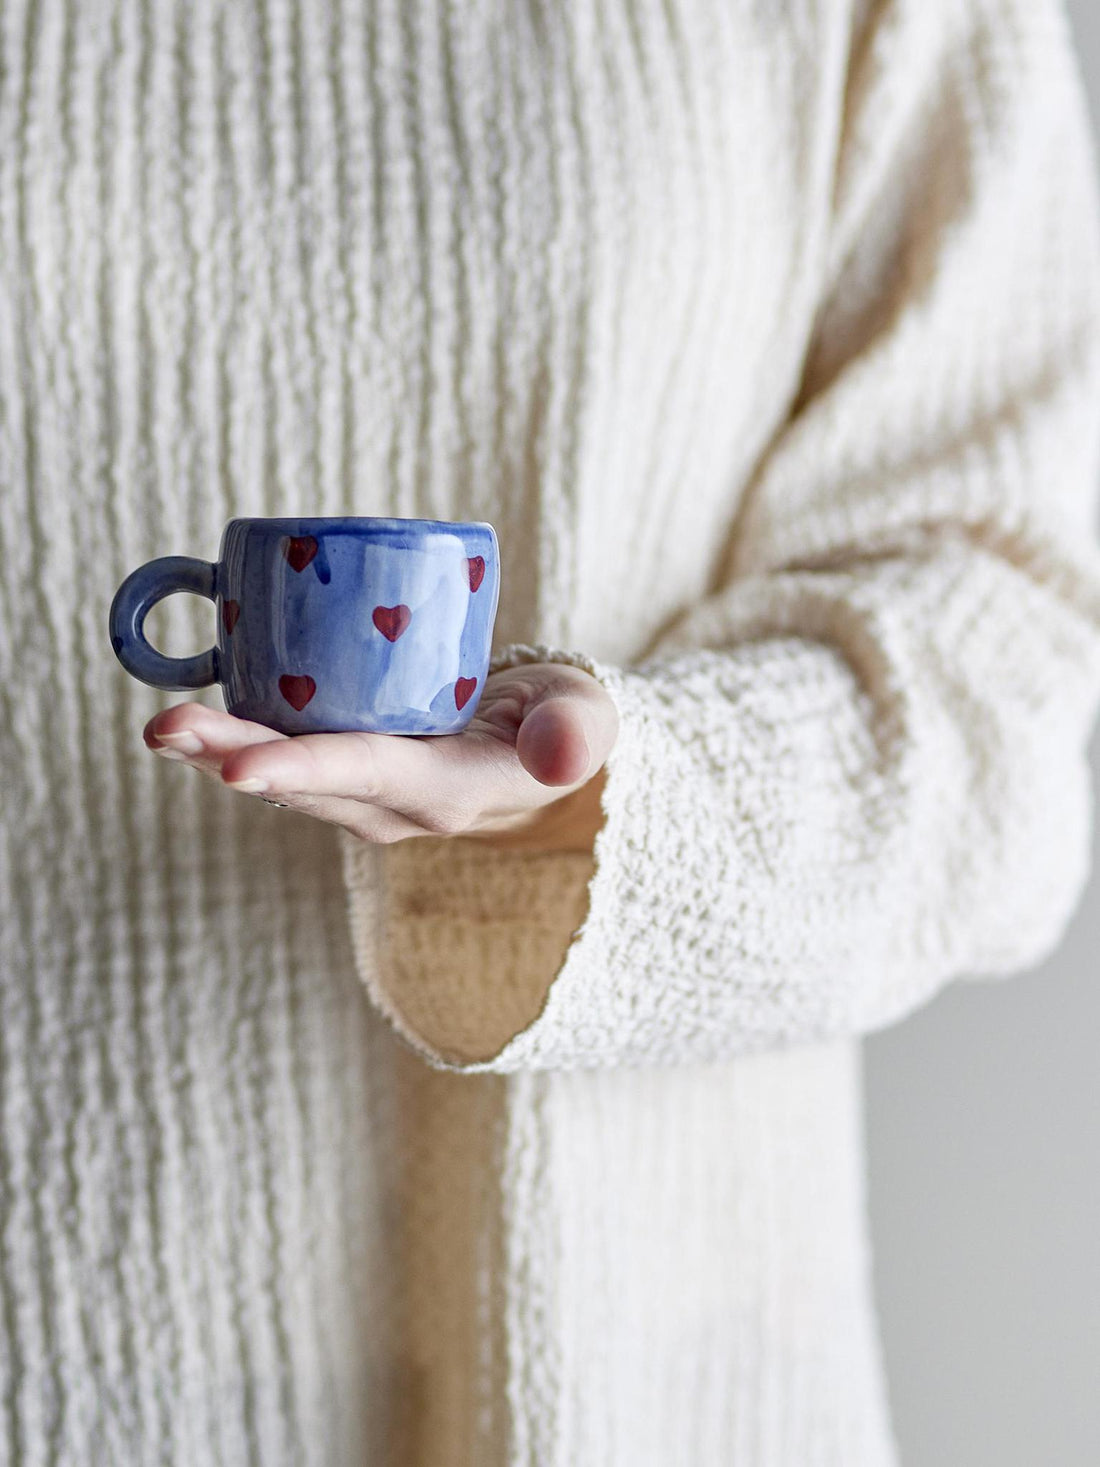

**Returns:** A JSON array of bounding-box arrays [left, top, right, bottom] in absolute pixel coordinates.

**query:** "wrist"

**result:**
[[461, 766, 609, 854]]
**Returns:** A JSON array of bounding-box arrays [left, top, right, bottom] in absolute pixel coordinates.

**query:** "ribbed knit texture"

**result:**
[[3, 0, 1099, 1463]]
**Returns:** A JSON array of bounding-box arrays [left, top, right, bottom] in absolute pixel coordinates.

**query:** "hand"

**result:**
[[142, 662, 619, 854]]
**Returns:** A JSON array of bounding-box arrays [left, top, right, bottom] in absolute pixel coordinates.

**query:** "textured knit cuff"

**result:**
[[340, 632, 885, 1073], [339, 641, 636, 1072]]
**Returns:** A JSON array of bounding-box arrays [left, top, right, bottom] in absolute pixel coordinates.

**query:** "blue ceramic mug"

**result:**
[[108, 516, 501, 736]]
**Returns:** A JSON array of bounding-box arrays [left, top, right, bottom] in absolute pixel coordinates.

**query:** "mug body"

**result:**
[[216, 517, 500, 735]]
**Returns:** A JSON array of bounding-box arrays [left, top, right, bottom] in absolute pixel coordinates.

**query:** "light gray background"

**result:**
[[865, 8, 1100, 1462]]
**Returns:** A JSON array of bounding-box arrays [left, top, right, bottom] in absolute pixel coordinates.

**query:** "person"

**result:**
[[4, 0, 1100, 1461]]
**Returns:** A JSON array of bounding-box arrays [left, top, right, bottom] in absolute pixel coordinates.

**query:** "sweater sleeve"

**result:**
[[341, 0, 1100, 1073]]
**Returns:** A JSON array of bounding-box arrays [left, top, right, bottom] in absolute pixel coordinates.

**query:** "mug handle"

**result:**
[[108, 556, 220, 690]]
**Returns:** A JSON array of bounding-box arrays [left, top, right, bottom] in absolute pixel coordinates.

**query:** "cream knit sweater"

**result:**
[[4, 0, 1100, 1463]]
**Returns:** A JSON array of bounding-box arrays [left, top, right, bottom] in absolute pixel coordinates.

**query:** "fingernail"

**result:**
[[226, 776, 269, 793], [156, 730, 203, 755], [576, 706, 594, 769]]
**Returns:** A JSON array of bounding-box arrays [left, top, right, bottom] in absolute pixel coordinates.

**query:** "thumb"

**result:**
[[514, 681, 619, 788]]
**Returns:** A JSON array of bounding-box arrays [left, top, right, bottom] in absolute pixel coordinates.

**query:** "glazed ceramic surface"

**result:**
[[108, 517, 500, 735]]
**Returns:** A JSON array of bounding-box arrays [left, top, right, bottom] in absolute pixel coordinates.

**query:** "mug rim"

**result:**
[[223, 515, 496, 533]]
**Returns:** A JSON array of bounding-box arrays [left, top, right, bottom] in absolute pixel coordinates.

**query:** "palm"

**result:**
[[450, 665, 598, 782], [143, 662, 619, 848]]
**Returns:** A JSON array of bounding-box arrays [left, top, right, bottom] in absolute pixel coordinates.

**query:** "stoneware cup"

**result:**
[[108, 516, 500, 736]]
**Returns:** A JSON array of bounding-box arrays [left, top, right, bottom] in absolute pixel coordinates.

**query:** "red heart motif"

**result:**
[[283, 535, 318, 573], [221, 599, 241, 634], [454, 676, 477, 711], [279, 673, 316, 711], [372, 604, 411, 642], [467, 556, 485, 593]]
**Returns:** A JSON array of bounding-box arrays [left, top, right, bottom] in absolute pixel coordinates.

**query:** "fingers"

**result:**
[[144, 703, 287, 771], [220, 723, 525, 836], [515, 686, 620, 788], [142, 701, 472, 834], [144, 704, 433, 841], [139, 666, 622, 847], [219, 727, 437, 804], [515, 697, 593, 786]]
